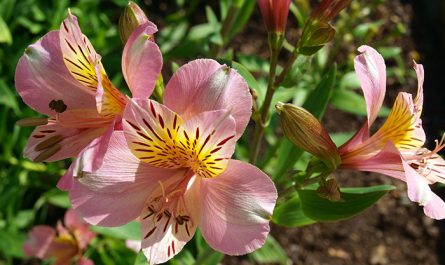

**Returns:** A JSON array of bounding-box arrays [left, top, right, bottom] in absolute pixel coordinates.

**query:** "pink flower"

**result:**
[[258, 0, 291, 33], [69, 59, 277, 264], [15, 12, 162, 189], [338, 46, 445, 219], [23, 209, 96, 265]]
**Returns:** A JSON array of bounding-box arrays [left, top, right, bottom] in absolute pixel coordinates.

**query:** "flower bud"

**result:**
[[119, 1, 149, 44], [298, 0, 350, 55], [258, 0, 291, 34], [276, 102, 341, 170]]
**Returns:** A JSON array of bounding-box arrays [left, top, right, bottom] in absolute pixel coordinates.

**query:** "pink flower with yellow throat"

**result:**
[[338, 45, 445, 219], [278, 45, 445, 219], [69, 59, 278, 264], [23, 209, 95, 265], [15, 11, 162, 189]]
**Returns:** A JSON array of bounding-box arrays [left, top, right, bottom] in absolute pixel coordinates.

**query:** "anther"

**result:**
[[35, 135, 64, 151], [16, 117, 48, 127], [33, 144, 61, 162]]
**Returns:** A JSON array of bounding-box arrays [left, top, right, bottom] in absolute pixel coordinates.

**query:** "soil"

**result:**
[[221, 0, 445, 264]]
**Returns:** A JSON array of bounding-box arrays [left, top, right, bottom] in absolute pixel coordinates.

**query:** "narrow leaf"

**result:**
[[298, 185, 395, 221]]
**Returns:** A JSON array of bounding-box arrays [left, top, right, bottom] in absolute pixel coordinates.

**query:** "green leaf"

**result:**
[[92, 221, 141, 240], [339, 71, 360, 90], [378, 47, 402, 59], [195, 230, 224, 265], [228, 0, 255, 40], [330, 132, 354, 146], [331, 89, 390, 117], [0, 229, 26, 258], [205, 6, 219, 26], [188, 23, 216, 40], [273, 65, 337, 180], [298, 185, 395, 221], [249, 235, 289, 265], [273, 193, 316, 227], [39, 189, 71, 209], [134, 251, 148, 265], [280, 56, 312, 88], [0, 16, 12, 44], [169, 249, 196, 265]]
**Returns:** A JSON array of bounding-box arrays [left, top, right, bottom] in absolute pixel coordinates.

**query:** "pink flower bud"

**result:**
[[258, 0, 291, 33], [119, 1, 149, 43]]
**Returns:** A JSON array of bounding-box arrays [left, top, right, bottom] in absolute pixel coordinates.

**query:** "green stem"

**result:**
[[250, 33, 282, 164], [274, 48, 298, 86]]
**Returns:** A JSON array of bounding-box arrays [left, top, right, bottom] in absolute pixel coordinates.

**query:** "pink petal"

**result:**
[[60, 13, 126, 117], [163, 59, 252, 139], [47, 239, 78, 265], [373, 92, 425, 150], [94, 63, 126, 117], [178, 109, 236, 178], [413, 62, 424, 115], [341, 141, 406, 181], [402, 159, 433, 205], [122, 22, 163, 98], [78, 257, 94, 265], [56, 109, 113, 128], [59, 13, 102, 91], [126, 240, 141, 252], [69, 180, 147, 227], [15, 31, 96, 116], [141, 176, 201, 264], [354, 45, 387, 127], [199, 160, 277, 255], [74, 118, 117, 174], [423, 192, 445, 220], [64, 209, 96, 250], [57, 162, 76, 190], [64, 209, 85, 230], [24, 122, 106, 162], [23, 226, 55, 259], [69, 132, 184, 226], [339, 122, 369, 154]]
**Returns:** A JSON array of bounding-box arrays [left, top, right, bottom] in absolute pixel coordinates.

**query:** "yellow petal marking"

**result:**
[[126, 102, 233, 178]]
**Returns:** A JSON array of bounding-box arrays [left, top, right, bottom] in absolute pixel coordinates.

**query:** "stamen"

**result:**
[[34, 144, 61, 162], [35, 135, 64, 151], [16, 117, 48, 127]]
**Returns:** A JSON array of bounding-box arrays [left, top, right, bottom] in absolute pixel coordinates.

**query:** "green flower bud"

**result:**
[[119, 1, 149, 44], [276, 102, 341, 170]]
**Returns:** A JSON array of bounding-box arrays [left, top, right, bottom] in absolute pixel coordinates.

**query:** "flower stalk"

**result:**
[[250, 31, 283, 164]]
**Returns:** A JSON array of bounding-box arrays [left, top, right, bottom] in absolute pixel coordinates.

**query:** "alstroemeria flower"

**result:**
[[15, 12, 162, 189], [277, 45, 445, 219], [337, 45, 445, 219], [23, 209, 96, 265], [69, 59, 278, 264]]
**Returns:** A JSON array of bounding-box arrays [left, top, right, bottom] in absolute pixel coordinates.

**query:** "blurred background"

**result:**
[[1, 0, 444, 264]]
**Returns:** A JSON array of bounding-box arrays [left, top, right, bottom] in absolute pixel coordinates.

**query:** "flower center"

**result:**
[[126, 101, 235, 179], [141, 174, 196, 240]]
